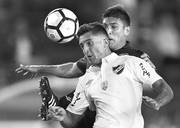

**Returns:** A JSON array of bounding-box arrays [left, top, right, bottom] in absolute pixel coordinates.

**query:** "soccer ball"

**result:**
[[44, 8, 79, 43]]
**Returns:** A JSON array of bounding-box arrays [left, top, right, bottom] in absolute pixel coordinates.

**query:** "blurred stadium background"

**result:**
[[0, 0, 180, 128]]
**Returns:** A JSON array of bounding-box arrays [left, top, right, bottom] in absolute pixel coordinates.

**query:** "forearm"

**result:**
[[59, 111, 81, 128], [36, 63, 83, 78], [37, 63, 72, 77], [153, 79, 174, 107]]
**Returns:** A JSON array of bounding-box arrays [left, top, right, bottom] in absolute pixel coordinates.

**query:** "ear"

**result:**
[[124, 26, 130, 36]]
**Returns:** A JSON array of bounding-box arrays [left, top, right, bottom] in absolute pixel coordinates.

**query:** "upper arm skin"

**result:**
[[62, 62, 85, 78], [53, 62, 85, 78], [152, 79, 174, 107]]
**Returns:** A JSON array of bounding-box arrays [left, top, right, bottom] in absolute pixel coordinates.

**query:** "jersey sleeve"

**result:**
[[130, 49, 156, 69], [140, 52, 156, 69], [76, 57, 87, 74], [115, 46, 156, 69], [130, 57, 162, 88], [58, 91, 74, 109], [66, 77, 89, 115]]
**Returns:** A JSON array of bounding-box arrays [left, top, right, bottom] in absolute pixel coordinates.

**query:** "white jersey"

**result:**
[[67, 53, 162, 128]]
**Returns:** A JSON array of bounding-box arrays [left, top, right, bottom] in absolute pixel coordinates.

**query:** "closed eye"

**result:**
[[110, 24, 119, 30], [86, 41, 93, 47], [79, 43, 84, 49]]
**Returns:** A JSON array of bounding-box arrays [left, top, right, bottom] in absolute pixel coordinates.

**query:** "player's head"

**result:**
[[102, 5, 131, 50], [77, 22, 111, 66]]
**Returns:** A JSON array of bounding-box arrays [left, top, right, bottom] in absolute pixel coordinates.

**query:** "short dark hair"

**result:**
[[77, 22, 109, 38], [102, 5, 130, 26]]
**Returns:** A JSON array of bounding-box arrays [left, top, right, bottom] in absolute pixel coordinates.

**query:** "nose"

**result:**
[[106, 27, 112, 35]]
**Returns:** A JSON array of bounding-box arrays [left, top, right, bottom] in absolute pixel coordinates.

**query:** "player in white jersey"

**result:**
[[47, 22, 173, 128], [67, 53, 161, 128]]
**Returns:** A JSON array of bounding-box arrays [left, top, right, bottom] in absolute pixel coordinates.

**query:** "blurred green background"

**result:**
[[0, 0, 180, 128]]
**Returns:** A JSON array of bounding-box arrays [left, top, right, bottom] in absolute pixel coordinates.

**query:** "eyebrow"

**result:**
[[109, 22, 118, 25], [82, 39, 92, 43], [79, 39, 92, 46], [104, 22, 118, 27]]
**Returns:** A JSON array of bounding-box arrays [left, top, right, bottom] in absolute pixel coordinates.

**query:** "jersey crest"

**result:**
[[112, 64, 125, 74]]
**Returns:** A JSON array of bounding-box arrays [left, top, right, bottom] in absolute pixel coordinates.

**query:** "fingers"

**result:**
[[15, 64, 26, 73], [48, 106, 66, 121], [15, 68, 30, 76], [143, 96, 157, 104], [143, 96, 153, 102], [15, 64, 35, 77], [143, 96, 160, 110], [49, 106, 63, 115], [23, 71, 29, 76], [15, 67, 21, 72], [15, 66, 25, 73]]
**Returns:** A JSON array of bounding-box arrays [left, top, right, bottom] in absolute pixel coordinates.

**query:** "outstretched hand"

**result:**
[[143, 96, 160, 110], [15, 64, 39, 78]]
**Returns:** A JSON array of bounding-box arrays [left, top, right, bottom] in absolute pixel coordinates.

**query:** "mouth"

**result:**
[[109, 39, 114, 44], [108, 38, 112, 40], [109, 38, 114, 42], [86, 55, 93, 60]]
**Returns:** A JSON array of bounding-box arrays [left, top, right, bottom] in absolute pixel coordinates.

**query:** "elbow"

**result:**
[[163, 85, 174, 106], [153, 79, 174, 107], [163, 80, 174, 102], [169, 87, 174, 102]]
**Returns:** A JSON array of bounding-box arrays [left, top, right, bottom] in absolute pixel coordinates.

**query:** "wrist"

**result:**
[[154, 99, 162, 110]]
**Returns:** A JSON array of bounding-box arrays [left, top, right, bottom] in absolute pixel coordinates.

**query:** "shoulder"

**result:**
[[79, 66, 98, 83], [125, 55, 144, 62], [115, 46, 148, 59], [128, 48, 145, 58], [116, 55, 143, 65]]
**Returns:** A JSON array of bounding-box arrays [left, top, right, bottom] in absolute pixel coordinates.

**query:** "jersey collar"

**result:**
[[102, 52, 119, 63], [112, 41, 131, 52], [88, 66, 100, 72]]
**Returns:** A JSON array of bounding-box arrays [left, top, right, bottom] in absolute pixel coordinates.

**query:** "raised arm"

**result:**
[[143, 79, 174, 110], [16, 62, 85, 78], [131, 56, 174, 110]]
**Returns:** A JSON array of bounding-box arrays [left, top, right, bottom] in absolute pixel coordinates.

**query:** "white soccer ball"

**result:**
[[44, 8, 79, 44]]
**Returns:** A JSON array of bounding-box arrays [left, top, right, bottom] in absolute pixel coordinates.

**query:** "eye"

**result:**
[[87, 41, 93, 47], [87, 41, 92, 46], [79, 43, 84, 49], [111, 24, 118, 30]]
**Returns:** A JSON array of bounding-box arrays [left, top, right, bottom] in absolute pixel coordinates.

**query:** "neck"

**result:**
[[104, 46, 112, 56], [92, 51, 112, 67], [105, 49, 112, 56], [114, 40, 126, 50]]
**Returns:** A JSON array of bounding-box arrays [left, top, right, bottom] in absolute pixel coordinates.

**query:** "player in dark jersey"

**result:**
[[16, 5, 156, 128]]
